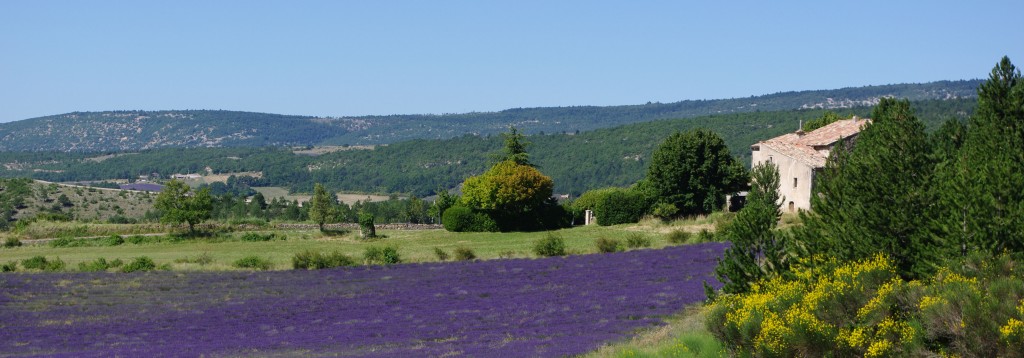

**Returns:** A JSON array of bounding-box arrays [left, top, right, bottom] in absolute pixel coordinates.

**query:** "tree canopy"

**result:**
[[645, 128, 747, 216], [154, 180, 212, 233]]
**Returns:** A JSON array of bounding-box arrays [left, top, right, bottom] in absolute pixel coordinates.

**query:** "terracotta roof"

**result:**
[[753, 118, 870, 168]]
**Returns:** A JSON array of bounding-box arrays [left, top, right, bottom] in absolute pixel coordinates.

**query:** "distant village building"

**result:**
[[171, 173, 201, 180], [750, 117, 869, 212]]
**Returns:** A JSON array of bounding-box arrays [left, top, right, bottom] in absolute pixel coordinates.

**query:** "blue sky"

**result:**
[[1, 1, 1021, 122]]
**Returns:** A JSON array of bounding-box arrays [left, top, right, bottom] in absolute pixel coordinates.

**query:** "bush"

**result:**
[[442, 206, 499, 232], [21, 256, 65, 271], [594, 237, 622, 253], [433, 247, 450, 261], [453, 247, 476, 261], [534, 233, 567, 257], [358, 212, 376, 239], [240, 232, 283, 242], [624, 232, 652, 248], [174, 253, 214, 265], [1, 261, 17, 272], [697, 229, 716, 243], [102, 235, 124, 246], [594, 189, 648, 226], [126, 235, 148, 244], [292, 250, 355, 270], [2, 237, 21, 248], [49, 237, 86, 248], [363, 246, 402, 265], [233, 255, 273, 270], [122, 257, 156, 273], [665, 229, 692, 244], [650, 202, 680, 221], [78, 257, 121, 272]]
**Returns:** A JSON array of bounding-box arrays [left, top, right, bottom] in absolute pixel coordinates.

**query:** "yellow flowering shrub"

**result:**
[[708, 252, 1024, 357]]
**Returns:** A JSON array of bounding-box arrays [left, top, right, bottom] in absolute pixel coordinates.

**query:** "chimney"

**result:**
[[796, 120, 805, 136]]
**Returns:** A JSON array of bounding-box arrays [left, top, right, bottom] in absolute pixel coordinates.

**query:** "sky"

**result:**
[[1, 1, 1022, 123]]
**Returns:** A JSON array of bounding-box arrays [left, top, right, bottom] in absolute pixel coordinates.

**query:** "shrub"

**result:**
[[433, 247, 450, 261], [122, 257, 156, 273], [233, 255, 273, 270], [697, 229, 716, 243], [126, 235, 148, 244], [595, 237, 622, 253], [442, 206, 499, 232], [358, 212, 376, 239], [240, 232, 283, 242], [102, 235, 124, 246], [665, 229, 692, 244], [453, 247, 476, 261], [624, 232, 652, 248], [1, 261, 16, 272], [534, 233, 567, 257], [292, 250, 355, 270], [2, 237, 21, 248], [22, 256, 65, 271], [594, 189, 648, 226], [364, 246, 402, 265], [79, 258, 118, 272], [50, 237, 86, 248], [650, 202, 680, 221], [174, 253, 214, 266]]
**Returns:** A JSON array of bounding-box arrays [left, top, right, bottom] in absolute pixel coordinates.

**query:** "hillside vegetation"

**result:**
[[0, 99, 975, 196], [0, 81, 979, 151]]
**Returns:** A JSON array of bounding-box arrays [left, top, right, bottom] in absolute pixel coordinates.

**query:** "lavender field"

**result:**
[[1, 243, 726, 357]]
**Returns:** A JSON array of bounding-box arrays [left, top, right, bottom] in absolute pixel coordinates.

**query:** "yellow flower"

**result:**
[[864, 339, 893, 358], [1001, 318, 1023, 342]]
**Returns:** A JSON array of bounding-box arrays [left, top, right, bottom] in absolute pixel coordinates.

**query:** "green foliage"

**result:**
[[174, 253, 214, 265], [594, 237, 623, 253], [155, 180, 212, 233], [358, 212, 376, 239], [122, 257, 156, 273], [239, 232, 284, 242], [363, 246, 402, 265], [798, 98, 942, 279], [937, 56, 1024, 254], [3, 237, 22, 248], [433, 247, 450, 261], [646, 129, 748, 217], [707, 253, 1024, 357], [592, 188, 648, 226], [291, 250, 355, 270], [1, 261, 17, 272], [803, 111, 844, 132], [233, 255, 273, 270], [665, 229, 692, 244], [716, 161, 787, 294], [498, 126, 532, 166], [453, 247, 476, 261], [650, 202, 680, 221], [307, 183, 335, 231], [102, 235, 124, 246], [460, 160, 553, 214], [533, 233, 567, 257], [623, 232, 652, 249], [441, 206, 499, 232], [21, 255, 65, 271], [78, 257, 123, 272]]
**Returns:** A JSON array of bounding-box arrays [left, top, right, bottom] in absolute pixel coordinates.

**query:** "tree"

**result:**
[[155, 180, 212, 233], [427, 187, 458, 223], [497, 126, 532, 166], [797, 98, 940, 278], [646, 128, 747, 216], [946, 56, 1024, 254], [715, 161, 785, 294], [307, 183, 335, 231], [460, 160, 553, 215]]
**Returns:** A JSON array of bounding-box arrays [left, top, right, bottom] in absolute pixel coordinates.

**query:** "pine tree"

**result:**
[[954, 56, 1024, 253], [308, 183, 335, 231], [715, 161, 785, 294], [797, 98, 941, 278]]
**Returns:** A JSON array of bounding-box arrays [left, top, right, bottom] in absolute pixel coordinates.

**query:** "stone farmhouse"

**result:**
[[750, 117, 869, 212]]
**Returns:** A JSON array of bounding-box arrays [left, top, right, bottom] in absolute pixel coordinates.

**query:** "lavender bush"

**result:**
[[0, 243, 727, 357]]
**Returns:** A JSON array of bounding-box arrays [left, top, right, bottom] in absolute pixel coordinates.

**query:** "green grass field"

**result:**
[[0, 219, 722, 272]]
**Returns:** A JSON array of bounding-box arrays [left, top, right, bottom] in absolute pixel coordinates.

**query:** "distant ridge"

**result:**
[[0, 80, 981, 152]]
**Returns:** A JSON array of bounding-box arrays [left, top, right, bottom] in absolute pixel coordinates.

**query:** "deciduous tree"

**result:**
[[646, 128, 747, 216], [155, 180, 212, 233]]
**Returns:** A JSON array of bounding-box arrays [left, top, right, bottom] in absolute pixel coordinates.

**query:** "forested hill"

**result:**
[[0, 80, 980, 152], [0, 99, 976, 196]]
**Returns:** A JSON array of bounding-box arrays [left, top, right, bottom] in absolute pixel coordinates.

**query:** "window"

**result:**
[[793, 178, 798, 188], [788, 201, 795, 212]]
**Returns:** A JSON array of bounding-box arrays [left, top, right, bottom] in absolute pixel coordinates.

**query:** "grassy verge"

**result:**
[[587, 305, 725, 358]]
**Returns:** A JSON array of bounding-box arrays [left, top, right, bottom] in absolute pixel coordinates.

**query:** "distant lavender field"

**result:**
[[0, 243, 726, 357]]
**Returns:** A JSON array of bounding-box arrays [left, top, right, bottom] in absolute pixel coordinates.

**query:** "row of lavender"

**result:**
[[0, 243, 726, 357]]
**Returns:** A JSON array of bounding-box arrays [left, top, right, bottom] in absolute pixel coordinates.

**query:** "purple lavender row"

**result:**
[[0, 243, 727, 357]]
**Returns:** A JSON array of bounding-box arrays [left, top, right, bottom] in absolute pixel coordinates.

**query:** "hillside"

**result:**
[[0, 99, 976, 196], [0, 80, 981, 152]]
